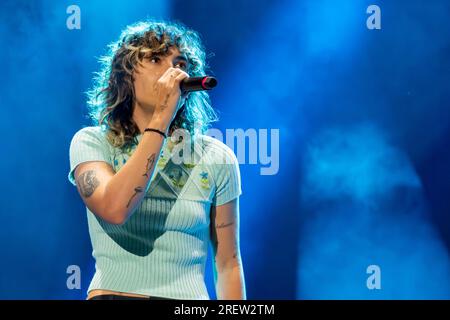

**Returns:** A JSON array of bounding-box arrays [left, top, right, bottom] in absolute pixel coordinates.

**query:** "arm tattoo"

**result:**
[[210, 209, 239, 263], [127, 152, 155, 209], [126, 186, 144, 208], [215, 221, 234, 229], [77, 170, 100, 198], [160, 94, 170, 110], [143, 153, 156, 178]]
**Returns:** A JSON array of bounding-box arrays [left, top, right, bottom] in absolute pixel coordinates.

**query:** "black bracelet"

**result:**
[[144, 128, 167, 139]]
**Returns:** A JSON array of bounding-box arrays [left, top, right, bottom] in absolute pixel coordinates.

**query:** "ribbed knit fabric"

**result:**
[[68, 126, 242, 299]]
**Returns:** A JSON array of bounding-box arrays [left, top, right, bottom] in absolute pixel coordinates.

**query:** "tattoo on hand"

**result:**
[[161, 93, 170, 110], [77, 170, 100, 198], [126, 186, 144, 208], [143, 153, 156, 178]]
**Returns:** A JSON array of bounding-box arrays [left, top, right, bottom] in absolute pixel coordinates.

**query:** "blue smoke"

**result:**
[[298, 124, 450, 299]]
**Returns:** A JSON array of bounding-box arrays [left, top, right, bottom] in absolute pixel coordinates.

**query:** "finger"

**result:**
[[167, 69, 186, 88], [175, 71, 189, 82], [159, 67, 179, 83], [162, 69, 183, 88]]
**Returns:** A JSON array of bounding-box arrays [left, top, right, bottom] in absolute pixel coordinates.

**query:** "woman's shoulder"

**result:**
[[70, 126, 111, 151], [71, 125, 109, 142], [73, 125, 105, 137]]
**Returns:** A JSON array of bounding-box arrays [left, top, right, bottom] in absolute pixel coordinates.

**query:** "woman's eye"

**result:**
[[150, 56, 160, 63], [175, 62, 187, 70]]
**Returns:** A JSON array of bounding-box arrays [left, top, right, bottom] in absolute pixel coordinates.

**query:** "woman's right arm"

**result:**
[[73, 116, 166, 225], [73, 67, 188, 225]]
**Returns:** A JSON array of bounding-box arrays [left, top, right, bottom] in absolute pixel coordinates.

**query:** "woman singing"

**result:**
[[68, 20, 245, 300]]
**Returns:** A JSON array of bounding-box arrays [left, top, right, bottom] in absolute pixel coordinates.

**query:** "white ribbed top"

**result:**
[[68, 126, 242, 299]]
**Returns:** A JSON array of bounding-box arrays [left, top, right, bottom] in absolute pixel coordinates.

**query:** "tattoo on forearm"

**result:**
[[216, 221, 234, 229], [77, 170, 100, 198], [143, 153, 156, 178], [126, 186, 143, 208], [160, 94, 170, 110]]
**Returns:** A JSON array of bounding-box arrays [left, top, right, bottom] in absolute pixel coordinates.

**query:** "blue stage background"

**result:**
[[0, 0, 449, 299]]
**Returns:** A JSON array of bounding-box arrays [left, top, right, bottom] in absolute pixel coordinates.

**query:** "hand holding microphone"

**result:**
[[150, 67, 218, 134]]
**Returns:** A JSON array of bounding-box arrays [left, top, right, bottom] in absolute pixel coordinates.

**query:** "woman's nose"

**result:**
[[162, 58, 175, 69]]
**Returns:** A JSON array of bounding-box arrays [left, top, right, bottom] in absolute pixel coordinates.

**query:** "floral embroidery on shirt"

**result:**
[[157, 154, 169, 169], [199, 171, 210, 189]]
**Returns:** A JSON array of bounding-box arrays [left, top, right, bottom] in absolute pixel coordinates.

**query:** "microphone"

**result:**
[[180, 76, 218, 93]]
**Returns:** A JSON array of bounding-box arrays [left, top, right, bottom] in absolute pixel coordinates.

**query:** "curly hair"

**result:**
[[86, 19, 219, 149]]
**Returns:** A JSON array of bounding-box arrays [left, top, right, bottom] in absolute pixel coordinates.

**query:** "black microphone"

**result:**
[[180, 76, 218, 93]]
